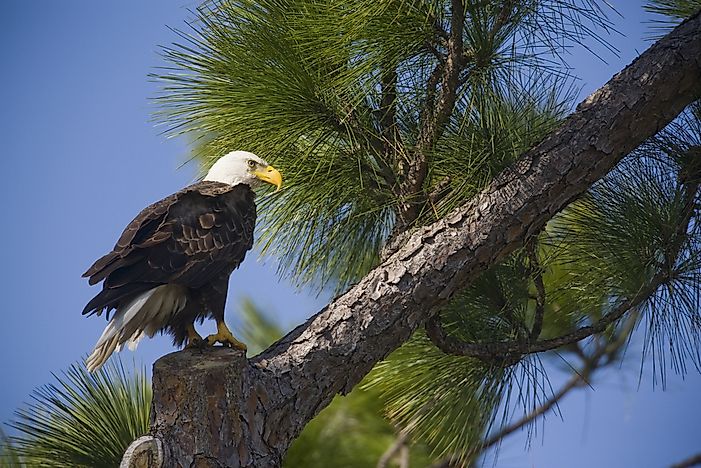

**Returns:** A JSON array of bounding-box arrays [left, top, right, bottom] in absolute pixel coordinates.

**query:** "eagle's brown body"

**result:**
[[82, 181, 256, 367]]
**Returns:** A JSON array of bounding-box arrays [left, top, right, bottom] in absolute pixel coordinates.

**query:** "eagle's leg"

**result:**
[[206, 320, 247, 351], [184, 324, 204, 348], [201, 277, 247, 351]]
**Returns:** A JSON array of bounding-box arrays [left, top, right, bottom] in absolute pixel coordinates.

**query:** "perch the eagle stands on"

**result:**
[[81, 151, 282, 372]]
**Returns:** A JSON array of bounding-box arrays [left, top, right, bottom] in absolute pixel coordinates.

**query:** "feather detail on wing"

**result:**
[[82, 181, 255, 295]]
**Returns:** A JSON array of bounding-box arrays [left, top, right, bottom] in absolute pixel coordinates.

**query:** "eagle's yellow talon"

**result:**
[[206, 321, 247, 351], [185, 324, 204, 348]]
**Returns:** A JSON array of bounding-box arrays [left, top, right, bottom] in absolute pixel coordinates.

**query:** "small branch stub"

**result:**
[[120, 436, 164, 468], [149, 347, 257, 467]]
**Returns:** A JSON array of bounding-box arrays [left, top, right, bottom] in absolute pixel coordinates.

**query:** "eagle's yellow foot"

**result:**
[[185, 324, 204, 348], [206, 321, 247, 351]]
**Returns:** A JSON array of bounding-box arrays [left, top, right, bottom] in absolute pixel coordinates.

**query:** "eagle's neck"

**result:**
[[203, 170, 252, 188], [204, 176, 247, 186]]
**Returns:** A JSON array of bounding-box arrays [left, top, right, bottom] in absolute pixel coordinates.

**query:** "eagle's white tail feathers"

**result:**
[[85, 285, 187, 372], [126, 332, 145, 351]]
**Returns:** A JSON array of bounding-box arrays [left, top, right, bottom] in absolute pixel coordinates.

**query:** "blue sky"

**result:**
[[1, 2, 699, 467]]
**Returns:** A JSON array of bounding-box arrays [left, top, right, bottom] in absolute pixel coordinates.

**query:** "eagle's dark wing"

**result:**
[[82, 181, 256, 316]]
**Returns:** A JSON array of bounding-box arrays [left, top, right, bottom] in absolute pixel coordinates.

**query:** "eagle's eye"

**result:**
[[247, 160, 257, 169]]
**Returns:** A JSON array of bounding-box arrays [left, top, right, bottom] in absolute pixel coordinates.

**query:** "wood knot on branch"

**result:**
[[425, 315, 523, 367]]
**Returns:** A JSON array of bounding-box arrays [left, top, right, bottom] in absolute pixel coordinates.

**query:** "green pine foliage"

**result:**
[[0, 429, 21, 468], [366, 335, 510, 465], [427, 78, 573, 219], [645, 0, 701, 38], [8, 360, 150, 468], [286, 385, 434, 467], [155, 0, 612, 291]]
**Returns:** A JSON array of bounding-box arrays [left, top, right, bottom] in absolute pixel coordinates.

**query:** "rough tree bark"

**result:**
[[121, 13, 701, 468]]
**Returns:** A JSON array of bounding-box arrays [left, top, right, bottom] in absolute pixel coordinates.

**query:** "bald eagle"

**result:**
[[82, 151, 282, 372]]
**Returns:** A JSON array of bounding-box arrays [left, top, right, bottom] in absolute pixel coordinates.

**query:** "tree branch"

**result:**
[[423, 62, 444, 119], [428, 176, 452, 205], [417, 0, 465, 151], [379, 65, 401, 153], [377, 431, 408, 468], [426, 273, 666, 361], [482, 362, 587, 449], [481, 312, 639, 452], [145, 13, 701, 466], [527, 241, 546, 341], [671, 453, 701, 468], [397, 0, 466, 226]]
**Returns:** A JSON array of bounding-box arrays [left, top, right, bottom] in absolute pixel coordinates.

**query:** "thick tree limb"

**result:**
[[143, 13, 701, 467]]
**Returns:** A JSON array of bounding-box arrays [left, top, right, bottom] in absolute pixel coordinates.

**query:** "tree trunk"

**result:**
[[149, 349, 256, 467], [122, 12, 701, 468]]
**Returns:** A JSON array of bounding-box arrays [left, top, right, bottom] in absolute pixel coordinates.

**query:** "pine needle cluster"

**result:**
[[6, 360, 150, 468]]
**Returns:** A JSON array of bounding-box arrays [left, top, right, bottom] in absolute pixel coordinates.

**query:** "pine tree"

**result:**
[[147, 0, 701, 464], [6, 1, 698, 467], [5, 360, 151, 468]]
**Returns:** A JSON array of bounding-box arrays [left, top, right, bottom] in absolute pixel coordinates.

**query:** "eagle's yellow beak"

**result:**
[[254, 166, 282, 191]]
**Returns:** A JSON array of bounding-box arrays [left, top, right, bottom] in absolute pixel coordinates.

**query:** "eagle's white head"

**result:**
[[204, 150, 282, 190]]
